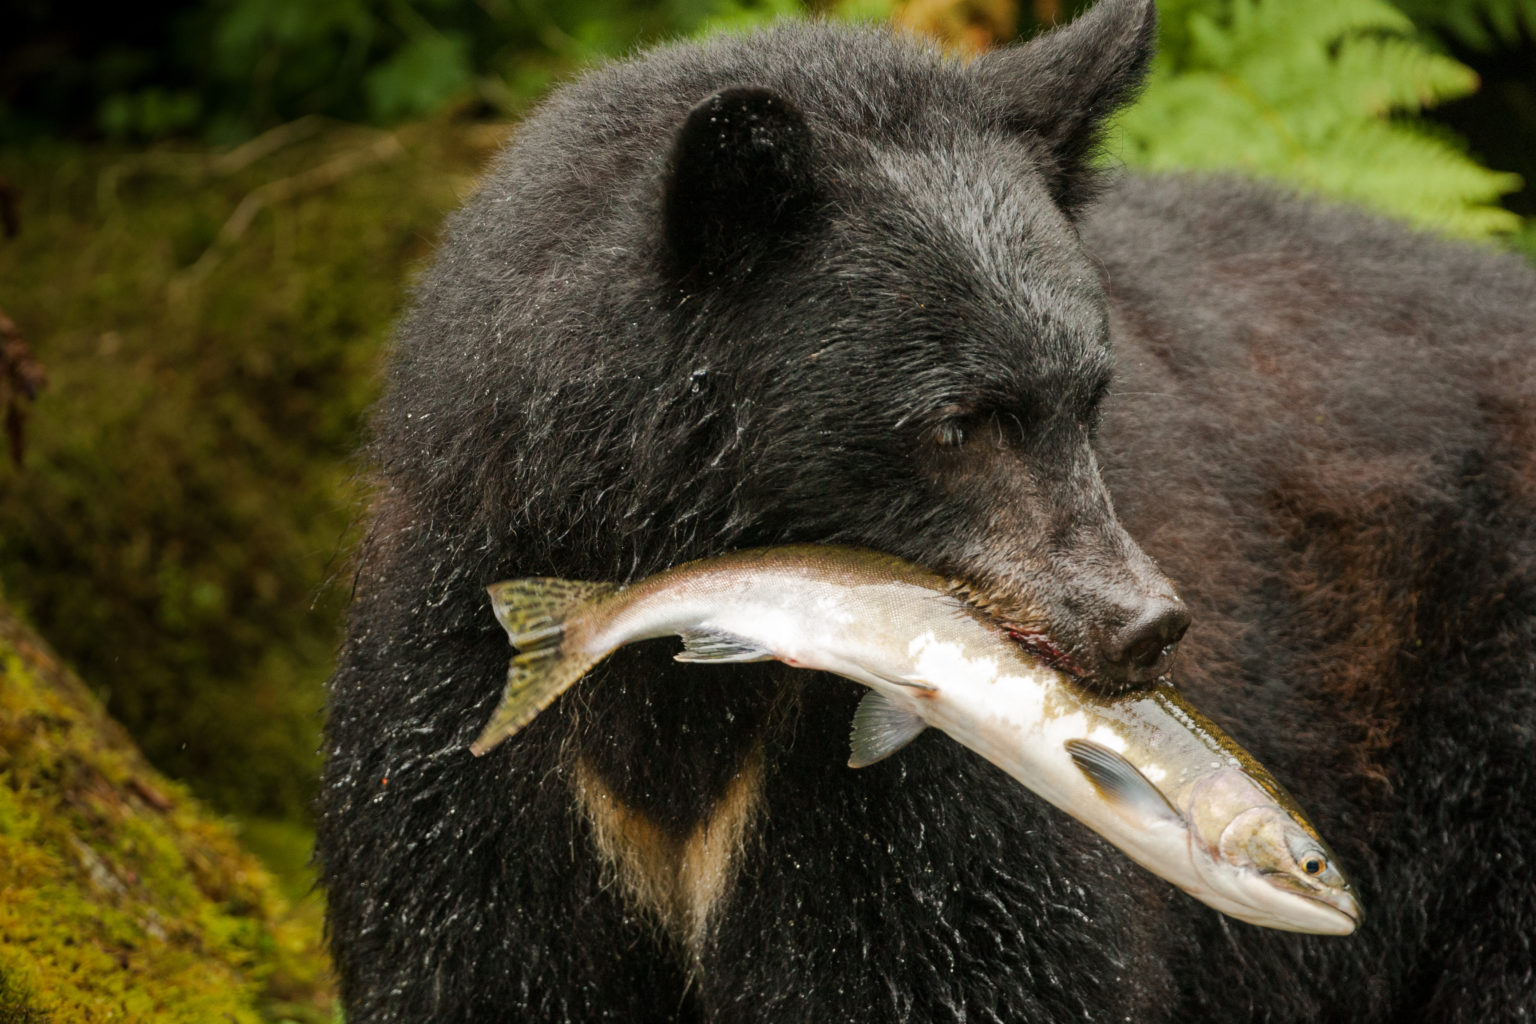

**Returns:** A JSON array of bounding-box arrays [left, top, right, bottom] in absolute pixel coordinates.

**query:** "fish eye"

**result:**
[[1284, 829, 1337, 882]]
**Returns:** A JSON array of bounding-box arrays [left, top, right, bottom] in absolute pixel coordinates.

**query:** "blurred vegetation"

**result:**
[[0, 0, 1531, 916], [0, 599, 332, 1023], [1391, 0, 1536, 50], [1, 0, 811, 144], [1115, 0, 1522, 235], [0, 119, 506, 836]]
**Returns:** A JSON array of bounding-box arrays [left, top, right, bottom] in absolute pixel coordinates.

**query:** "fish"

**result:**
[[469, 545, 1362, 935]]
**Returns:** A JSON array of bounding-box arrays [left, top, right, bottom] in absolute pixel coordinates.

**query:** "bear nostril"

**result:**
[[1106, 600, 1190, 682], [1124, 634, 1167, 671]]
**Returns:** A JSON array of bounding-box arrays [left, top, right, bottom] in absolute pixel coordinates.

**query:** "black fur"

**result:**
[[318, 4, 1536, 1020]]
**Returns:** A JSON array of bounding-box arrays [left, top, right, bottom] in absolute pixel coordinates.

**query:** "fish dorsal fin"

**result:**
[[1064, 738, 1182, 826], [848, 691, 927, 769], [674, 629, 776, 663], [487, 578, 616, 651]]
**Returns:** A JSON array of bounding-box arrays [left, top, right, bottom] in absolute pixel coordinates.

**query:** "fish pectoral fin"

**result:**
[[674, 629, 777, 664], [848, 691, 927, 769], [1064, 738, 1182, 826]]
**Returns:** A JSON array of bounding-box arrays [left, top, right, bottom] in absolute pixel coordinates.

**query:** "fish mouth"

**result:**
[[1304, 886, 1363, 931], [1224, 876, 1361, 935], [1262, 876, 1363, 935]]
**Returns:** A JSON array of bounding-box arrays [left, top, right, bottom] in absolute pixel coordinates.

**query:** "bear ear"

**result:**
[[661, 86, 820, 283], [972, 0, 1157, 219]]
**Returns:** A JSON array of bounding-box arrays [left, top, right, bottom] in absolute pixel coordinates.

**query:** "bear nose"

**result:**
[[1103, 597, 1189, 685]]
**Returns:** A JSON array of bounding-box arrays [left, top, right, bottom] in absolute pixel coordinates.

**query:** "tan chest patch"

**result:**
[[572, 747, 764, 969]]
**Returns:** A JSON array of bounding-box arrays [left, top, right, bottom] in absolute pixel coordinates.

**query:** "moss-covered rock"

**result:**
[[0, 600, 334, 1023]]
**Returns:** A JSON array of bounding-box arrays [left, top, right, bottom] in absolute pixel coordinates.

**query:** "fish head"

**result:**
[[1186, 770, 1362, 935]]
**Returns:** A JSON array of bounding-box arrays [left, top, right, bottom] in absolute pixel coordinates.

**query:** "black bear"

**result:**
[[317, 0, 1536, 1019]]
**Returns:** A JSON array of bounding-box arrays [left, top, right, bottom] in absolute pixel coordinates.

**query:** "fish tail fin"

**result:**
[[486, 577, 616, 651], [468, 648, 594, 756], [471, 578, 618, 756]]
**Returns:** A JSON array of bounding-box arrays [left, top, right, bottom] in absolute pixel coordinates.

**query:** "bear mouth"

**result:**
[[944, 578, 1085, 677], [1001, 623, 1085, 677]]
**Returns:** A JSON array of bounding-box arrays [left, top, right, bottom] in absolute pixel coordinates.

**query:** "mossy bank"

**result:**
[[0, 598, 335, 1023]]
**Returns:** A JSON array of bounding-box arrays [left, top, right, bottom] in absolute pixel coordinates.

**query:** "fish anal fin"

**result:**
[[674, 629, 775, 664], [848, 691, 927, 769], [1064, 738, 1181, 826]]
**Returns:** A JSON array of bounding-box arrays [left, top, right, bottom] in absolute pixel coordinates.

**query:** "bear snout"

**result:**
[[1097, 594, 1190, 686]]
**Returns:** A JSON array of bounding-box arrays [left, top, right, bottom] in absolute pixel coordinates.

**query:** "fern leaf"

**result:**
[[1391, 0, 1536, 51], [1304, 121, 1522, 234], [1115, 0, 1521, 238], [1326, 35, 1479, 117]]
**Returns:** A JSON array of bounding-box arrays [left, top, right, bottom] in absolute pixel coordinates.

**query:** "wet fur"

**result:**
[[318, 7, 1536, 1021], [575, 745, 764, 971]]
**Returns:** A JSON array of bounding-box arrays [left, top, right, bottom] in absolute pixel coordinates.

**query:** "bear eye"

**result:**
[[928, 405, 976, 448], [934, 419, 966, 447]]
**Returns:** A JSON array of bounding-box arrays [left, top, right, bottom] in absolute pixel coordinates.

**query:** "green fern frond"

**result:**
[[1392, 0, 1536, 50], [1327, 35, 1479, 117], [1115, 0, 1521, 238], [1306, 121, 1522, 233], [1219, 0, 1413, 60], [1157, 0, 1410, 65]]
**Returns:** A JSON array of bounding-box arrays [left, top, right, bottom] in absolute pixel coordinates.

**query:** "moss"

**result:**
[[0, 120, 506, 827], [0, 602, 333, 1023], [0, 965, 50, 1024]]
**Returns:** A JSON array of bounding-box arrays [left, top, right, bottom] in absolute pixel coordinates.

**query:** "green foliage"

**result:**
[[97, 89, 204, 140], [204, 0, 482, 128], [3, 0, 819, 144], [1392, 0, 1536, 50], [1513, 219, 1536, 259], [829, 0, 898, 22], [0, 121, 500, 823], [0, 965, 49, 1024], [1117, 0, 1523, 236], [692, 0, 809, 34], [364, 33, 477, 123]]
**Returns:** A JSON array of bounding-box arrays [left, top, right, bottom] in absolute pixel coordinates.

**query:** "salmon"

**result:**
[[470, 545, 1361, 934]]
